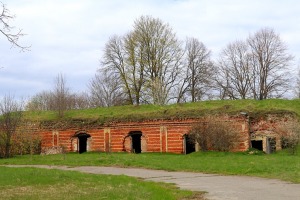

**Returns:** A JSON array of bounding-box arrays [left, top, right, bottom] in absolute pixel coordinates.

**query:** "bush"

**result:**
[[277, 120, 300, 155], [0, 133, 6, 158], [13, 132, 42, 156], [188, 117, 238, 152], [0, 131, 41, 158]]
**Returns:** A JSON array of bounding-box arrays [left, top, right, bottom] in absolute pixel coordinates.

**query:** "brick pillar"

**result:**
[[104, 128, 111, 153], [160, 126, 168, 153], [141, 135, 147, 152], [52, 130, 59, 146]]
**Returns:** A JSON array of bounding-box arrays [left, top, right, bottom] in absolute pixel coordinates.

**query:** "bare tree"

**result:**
[[247, 28, 294, 100], [215, 28, 293, 100], [52, 73, 69, 118], [214, 67, 235, 100], [26, 90, 90, 111], [102, 35, 135, 104], [25, 91, 54, 111], [123, 31, 148, 105], [293, 62, 300, 98], [178, 37, 213, 102], [89, 70, 125, 107], [216, 40, 252, 99], [0, 2, 29, 50], [101, 16, 183, 105], [132, 16, 183, 105], [0, 95, 23, 158], [69, 92, 90, 109]]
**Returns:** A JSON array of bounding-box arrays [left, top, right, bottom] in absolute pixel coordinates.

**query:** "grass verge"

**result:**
[[0, 166, 201, 200], [1, 149, 300, 183]]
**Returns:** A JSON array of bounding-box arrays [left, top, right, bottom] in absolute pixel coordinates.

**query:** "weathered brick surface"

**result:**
[[249, 114, 295, 152], [32, 115, 251, 154]]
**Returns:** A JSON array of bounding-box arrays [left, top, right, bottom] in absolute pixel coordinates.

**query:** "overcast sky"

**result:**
[[0, 0, 299, 100]]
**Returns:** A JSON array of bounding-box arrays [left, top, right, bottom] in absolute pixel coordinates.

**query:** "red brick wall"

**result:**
[[35, 115, 250, 154]]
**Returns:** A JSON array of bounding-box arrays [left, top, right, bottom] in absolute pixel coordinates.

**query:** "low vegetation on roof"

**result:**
[[23, 99, 300, 123]]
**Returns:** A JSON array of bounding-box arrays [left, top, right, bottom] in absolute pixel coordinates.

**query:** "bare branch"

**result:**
[[0, 2, 30, 51], [248, 28, 294, 100]]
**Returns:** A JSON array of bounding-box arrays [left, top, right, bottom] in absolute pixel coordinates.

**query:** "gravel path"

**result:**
[[4, 165, 300, 200]]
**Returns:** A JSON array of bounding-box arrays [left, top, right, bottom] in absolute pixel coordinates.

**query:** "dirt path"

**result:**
[[4, 165, 300, 200]]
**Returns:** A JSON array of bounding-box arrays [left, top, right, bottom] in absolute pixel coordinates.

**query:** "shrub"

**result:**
[[13, 132, 42, 155], [188, 117, 238, 152], [277, 119, 300, 155], [0, 131, 42, 158], [0, 132, 6, 158], [188, 123, 209, 151]]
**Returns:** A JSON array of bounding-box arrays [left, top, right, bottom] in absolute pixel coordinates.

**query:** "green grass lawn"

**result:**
[[0, 166, 199, 200], [1, 149, 300, 183]]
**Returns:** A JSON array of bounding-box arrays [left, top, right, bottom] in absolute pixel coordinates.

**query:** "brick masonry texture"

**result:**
[[34, 115, 252, 154]]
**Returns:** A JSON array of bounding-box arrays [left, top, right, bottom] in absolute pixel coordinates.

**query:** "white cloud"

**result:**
[[0, 0, 299, 99]]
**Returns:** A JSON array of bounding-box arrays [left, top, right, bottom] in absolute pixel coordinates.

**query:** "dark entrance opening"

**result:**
[[251, 140, 263, 151], [129, 131, 142, 153], [184, 134, 195, 154], [76, 132, 91, 154]]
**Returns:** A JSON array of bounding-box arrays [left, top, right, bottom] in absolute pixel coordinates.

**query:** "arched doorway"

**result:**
[[73, 132, 91, 154], [124, 131, 143, 153], [183, 134, 195, 154]]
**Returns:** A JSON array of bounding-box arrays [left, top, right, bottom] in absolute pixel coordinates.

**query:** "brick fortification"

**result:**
[[36, 115, 250, 154]]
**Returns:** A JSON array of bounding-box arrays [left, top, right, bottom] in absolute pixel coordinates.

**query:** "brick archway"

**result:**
[[123, 131, 145, 153], [72, 131, 91, 153]]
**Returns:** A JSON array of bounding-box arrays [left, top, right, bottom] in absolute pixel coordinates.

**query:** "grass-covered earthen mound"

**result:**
[[23, 99, 300, 124]]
